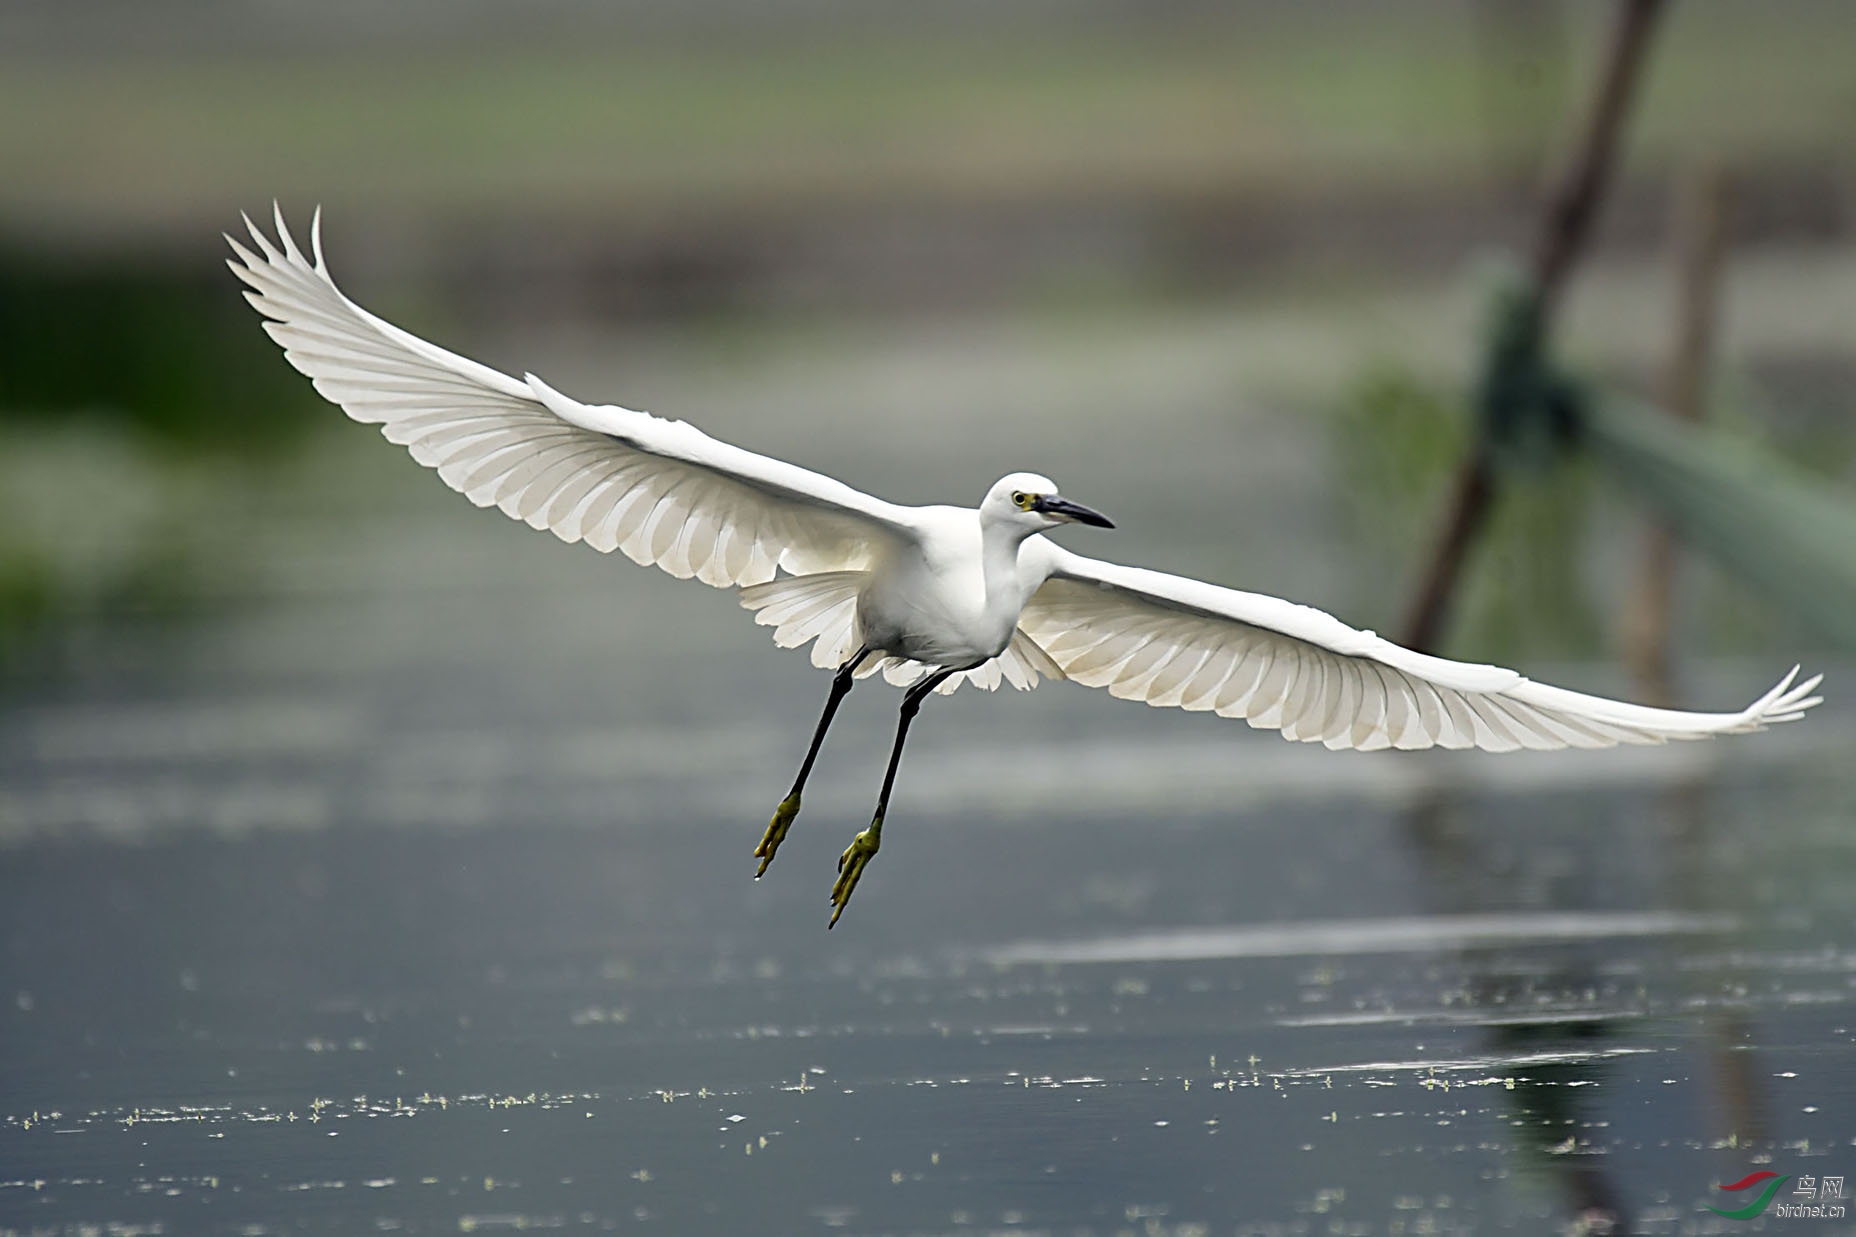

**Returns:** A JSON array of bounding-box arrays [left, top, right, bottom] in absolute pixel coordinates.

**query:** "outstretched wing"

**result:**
[[228, 206, 914, 586], [1019, 545, 1821, 752]]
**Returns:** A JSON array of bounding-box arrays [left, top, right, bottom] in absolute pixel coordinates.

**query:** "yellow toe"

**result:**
[[827, 820, 881, 928], [755, 792, 803, 878]]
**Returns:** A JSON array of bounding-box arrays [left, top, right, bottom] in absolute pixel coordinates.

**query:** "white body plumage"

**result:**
[[856, 495, 1055, 668]]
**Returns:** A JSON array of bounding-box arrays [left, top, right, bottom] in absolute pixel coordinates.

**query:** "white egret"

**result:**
[[229, 208, 1823, 927]]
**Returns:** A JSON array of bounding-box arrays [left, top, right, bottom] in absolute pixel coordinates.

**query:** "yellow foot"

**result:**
[[755, 793, 802, 878], [828, 817, 882, 929]]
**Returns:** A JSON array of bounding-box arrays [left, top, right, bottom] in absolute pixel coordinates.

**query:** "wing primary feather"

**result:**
[[229, 207, 915, 651]]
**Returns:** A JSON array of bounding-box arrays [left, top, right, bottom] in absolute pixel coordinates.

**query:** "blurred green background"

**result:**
[[3, 0, 1854, 669]]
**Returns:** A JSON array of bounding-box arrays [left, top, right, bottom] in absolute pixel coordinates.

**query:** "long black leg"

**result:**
[[871, 668, 955, 827], [755, 645, 869, 877], [828, 665, 960, 927]]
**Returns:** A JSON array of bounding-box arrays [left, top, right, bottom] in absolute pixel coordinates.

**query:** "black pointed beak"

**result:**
[[1034, 495, 1115, 528]]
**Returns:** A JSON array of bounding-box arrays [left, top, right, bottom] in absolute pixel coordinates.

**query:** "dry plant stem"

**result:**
[[1622, 165, 1731, 706], [1401, 0, 1668, 654]]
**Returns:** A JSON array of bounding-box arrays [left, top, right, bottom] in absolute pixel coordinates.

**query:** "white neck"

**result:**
[[978, 515, 1037, 629]]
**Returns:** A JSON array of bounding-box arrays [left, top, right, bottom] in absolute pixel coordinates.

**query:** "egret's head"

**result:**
[[982, 472, 1115, 532]]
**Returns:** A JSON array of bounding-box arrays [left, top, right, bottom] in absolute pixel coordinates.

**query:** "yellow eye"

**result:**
[[1012, 491, 1033, 510]]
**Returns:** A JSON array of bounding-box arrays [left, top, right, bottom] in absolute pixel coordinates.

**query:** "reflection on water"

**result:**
[[983, 911, 1735, 966]]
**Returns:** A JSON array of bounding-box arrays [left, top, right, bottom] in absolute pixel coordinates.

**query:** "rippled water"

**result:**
[[7, 605, 1852, 1235]]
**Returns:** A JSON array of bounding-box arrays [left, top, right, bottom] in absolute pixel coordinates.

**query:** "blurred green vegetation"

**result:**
[[2, 6, 1852, 227], [0, 423, 238, 662], [0, 249, 316, 448], [1329, 351, 1856, 663], [1333, 361, 1601, 663], [0, 252, 322, 659], [2, 2, 1853, 673]]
